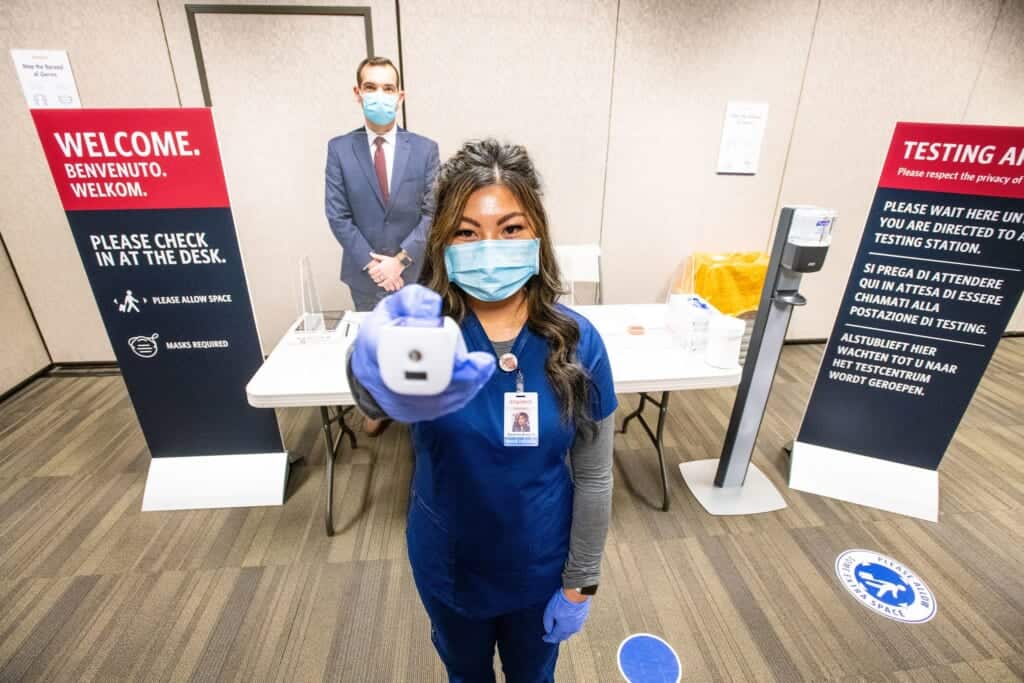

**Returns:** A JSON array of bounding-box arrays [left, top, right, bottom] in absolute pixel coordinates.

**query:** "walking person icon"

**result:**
[[117, 290, 141, 313], [857, 570, 906, 600]]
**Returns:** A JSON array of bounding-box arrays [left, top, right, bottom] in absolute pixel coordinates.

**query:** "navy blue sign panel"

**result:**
[[798, 122, 1024, 471], [68, 208, 282, 457], [32, 108, 282, 459], [798, 189, 1023, 469]]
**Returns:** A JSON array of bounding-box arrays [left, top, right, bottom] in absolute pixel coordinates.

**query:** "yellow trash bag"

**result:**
[[671, 252, 769, 316]]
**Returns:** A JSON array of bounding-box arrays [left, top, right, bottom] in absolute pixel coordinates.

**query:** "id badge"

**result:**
[[504, 392, 539, 447]]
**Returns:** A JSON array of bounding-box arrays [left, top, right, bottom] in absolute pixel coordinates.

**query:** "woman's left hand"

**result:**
[[541, 589, 591, 643]]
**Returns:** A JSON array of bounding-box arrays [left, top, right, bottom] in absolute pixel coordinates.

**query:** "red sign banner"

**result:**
[[31, 108, 231, 211], [878, 122, 1024, 199]]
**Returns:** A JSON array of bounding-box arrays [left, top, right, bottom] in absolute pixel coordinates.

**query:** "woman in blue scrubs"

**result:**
[[348, 139, 617, 682]]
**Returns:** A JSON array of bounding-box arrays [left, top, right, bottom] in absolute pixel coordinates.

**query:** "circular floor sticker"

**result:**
[[835, 549, 937, 623], [617, 633, 681, 683]]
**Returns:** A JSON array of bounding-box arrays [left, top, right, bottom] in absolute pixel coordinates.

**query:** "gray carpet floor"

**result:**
[[1, 340, 1022, 681]]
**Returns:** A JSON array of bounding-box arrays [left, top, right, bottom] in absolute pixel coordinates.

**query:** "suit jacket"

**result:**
[[325, 126, 440, 291]]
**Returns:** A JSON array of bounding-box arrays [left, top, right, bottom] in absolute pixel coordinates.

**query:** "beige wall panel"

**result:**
[[600, 0, 819, 305], [0, 0, 179, 362], [399, 0, 618, 246], [963, 0, 1024, 331], [0, 238, 50, 395], [159, 1, 401, 108], [192, 12, 370, 345], [779, 0, 1003, 339], [159, 1, 401, 346]]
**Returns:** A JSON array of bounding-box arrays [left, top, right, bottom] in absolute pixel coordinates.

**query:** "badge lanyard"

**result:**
[[501, 353, 538, 447], [499, 352, 526, 393]]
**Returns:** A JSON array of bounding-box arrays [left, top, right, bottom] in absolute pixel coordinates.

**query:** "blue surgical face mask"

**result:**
[[361, 91, 398, 126], [444, 239, 540, 302]]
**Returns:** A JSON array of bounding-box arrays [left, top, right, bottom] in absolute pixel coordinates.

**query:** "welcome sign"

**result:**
[[790, 122, 1024, 521], [31, 108, 287, 511]]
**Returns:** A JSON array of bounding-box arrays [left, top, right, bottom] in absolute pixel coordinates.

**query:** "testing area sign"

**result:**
[[31, 108, 286, 511], [791, 123, 1024, 521]]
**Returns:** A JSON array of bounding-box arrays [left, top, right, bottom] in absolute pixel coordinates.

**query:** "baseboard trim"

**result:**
[[0, 361, 121, 405], [47, 362, 121, 376], [0, 366, 51, 404]]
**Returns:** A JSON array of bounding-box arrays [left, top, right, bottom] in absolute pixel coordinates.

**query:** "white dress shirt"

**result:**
[[366, 124, 398, 190]]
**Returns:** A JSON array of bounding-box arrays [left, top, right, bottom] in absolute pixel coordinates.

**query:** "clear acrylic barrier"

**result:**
[[298, 256, 324, 332], [289, 257, 350, 344]]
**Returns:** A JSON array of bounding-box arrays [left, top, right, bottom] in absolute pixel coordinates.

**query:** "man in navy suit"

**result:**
[[325, 56, 440, 313], [326, 56, 439, 435]]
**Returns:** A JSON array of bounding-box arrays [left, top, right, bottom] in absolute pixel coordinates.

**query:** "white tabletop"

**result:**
[[573, 304, 741, 393], [246, 304, 741, 409], [246, 320, 357, 408]]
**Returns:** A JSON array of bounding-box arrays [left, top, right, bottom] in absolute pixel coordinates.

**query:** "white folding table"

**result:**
[[246, 304, 741, 535], [572, 305, 742, 511]]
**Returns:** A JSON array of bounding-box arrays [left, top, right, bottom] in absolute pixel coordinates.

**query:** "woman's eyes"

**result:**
[[453, 225, 526, 240]]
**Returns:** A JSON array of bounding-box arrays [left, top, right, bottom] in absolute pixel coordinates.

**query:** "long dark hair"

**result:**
[[419, 139, 596, 439]]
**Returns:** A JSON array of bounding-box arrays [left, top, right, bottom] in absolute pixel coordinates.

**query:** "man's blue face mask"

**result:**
[[444, 239, 541, 302], [362, 91, 398, 126]]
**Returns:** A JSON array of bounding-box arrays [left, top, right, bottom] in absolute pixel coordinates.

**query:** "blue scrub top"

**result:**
[[408, 304, 617, 619]]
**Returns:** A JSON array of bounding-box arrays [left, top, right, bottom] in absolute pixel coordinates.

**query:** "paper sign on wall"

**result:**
[[717, 101, 768, 174], [10, 49, 81, 109]]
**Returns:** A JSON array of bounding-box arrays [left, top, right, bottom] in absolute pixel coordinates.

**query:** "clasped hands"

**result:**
[[365, 251, 405, 292]]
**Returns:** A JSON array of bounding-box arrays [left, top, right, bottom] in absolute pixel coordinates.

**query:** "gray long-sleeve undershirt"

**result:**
[[345, 339, 613, 589]]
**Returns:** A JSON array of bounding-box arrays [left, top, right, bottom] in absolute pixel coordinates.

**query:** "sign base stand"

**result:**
[[789, 442, 938, 522], [141, 452, 289, 511], [680, 459, 787, 515]]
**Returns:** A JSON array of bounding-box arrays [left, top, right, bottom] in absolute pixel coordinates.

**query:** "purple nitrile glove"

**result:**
[[542, 589, 591, 644], [351, 284, 496, 423]]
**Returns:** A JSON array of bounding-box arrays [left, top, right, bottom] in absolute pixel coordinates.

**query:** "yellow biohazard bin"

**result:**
[[672, 252, 769, 317]]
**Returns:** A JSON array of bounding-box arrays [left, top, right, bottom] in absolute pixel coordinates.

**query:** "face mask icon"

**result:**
[[128, 333, 160, 358]]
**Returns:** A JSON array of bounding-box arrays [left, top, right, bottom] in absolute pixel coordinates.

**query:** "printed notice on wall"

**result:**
[[10, 49, 81, 109], [796, 123, 1024, 472], [717, 101, 769, 174]]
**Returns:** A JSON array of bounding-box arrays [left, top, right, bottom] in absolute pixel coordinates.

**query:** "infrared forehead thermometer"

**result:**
[[377, 317, 464, 395]]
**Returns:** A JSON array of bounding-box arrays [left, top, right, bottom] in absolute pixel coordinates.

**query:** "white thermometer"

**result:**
[[377, 317, 463, 395]]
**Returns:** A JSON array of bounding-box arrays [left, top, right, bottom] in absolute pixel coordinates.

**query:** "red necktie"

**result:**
[[373, 137, 389, 203]]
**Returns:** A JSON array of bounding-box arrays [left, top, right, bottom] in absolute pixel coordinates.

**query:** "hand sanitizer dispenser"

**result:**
[[679, 205, 837, 516], [782, 207, 836, 273]]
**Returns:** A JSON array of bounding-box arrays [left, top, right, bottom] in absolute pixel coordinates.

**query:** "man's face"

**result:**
[[353, 64, 404, 109]]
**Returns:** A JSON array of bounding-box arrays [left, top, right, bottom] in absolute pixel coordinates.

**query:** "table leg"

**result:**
[[618, 391, 672, 511], [338, 405, 358, 449], [323, 403, 364, 536], [321, 406, 337, 536], [322, 405, 360, 536], [620, 393, 648, 436], [654, 391, 671, 512]]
